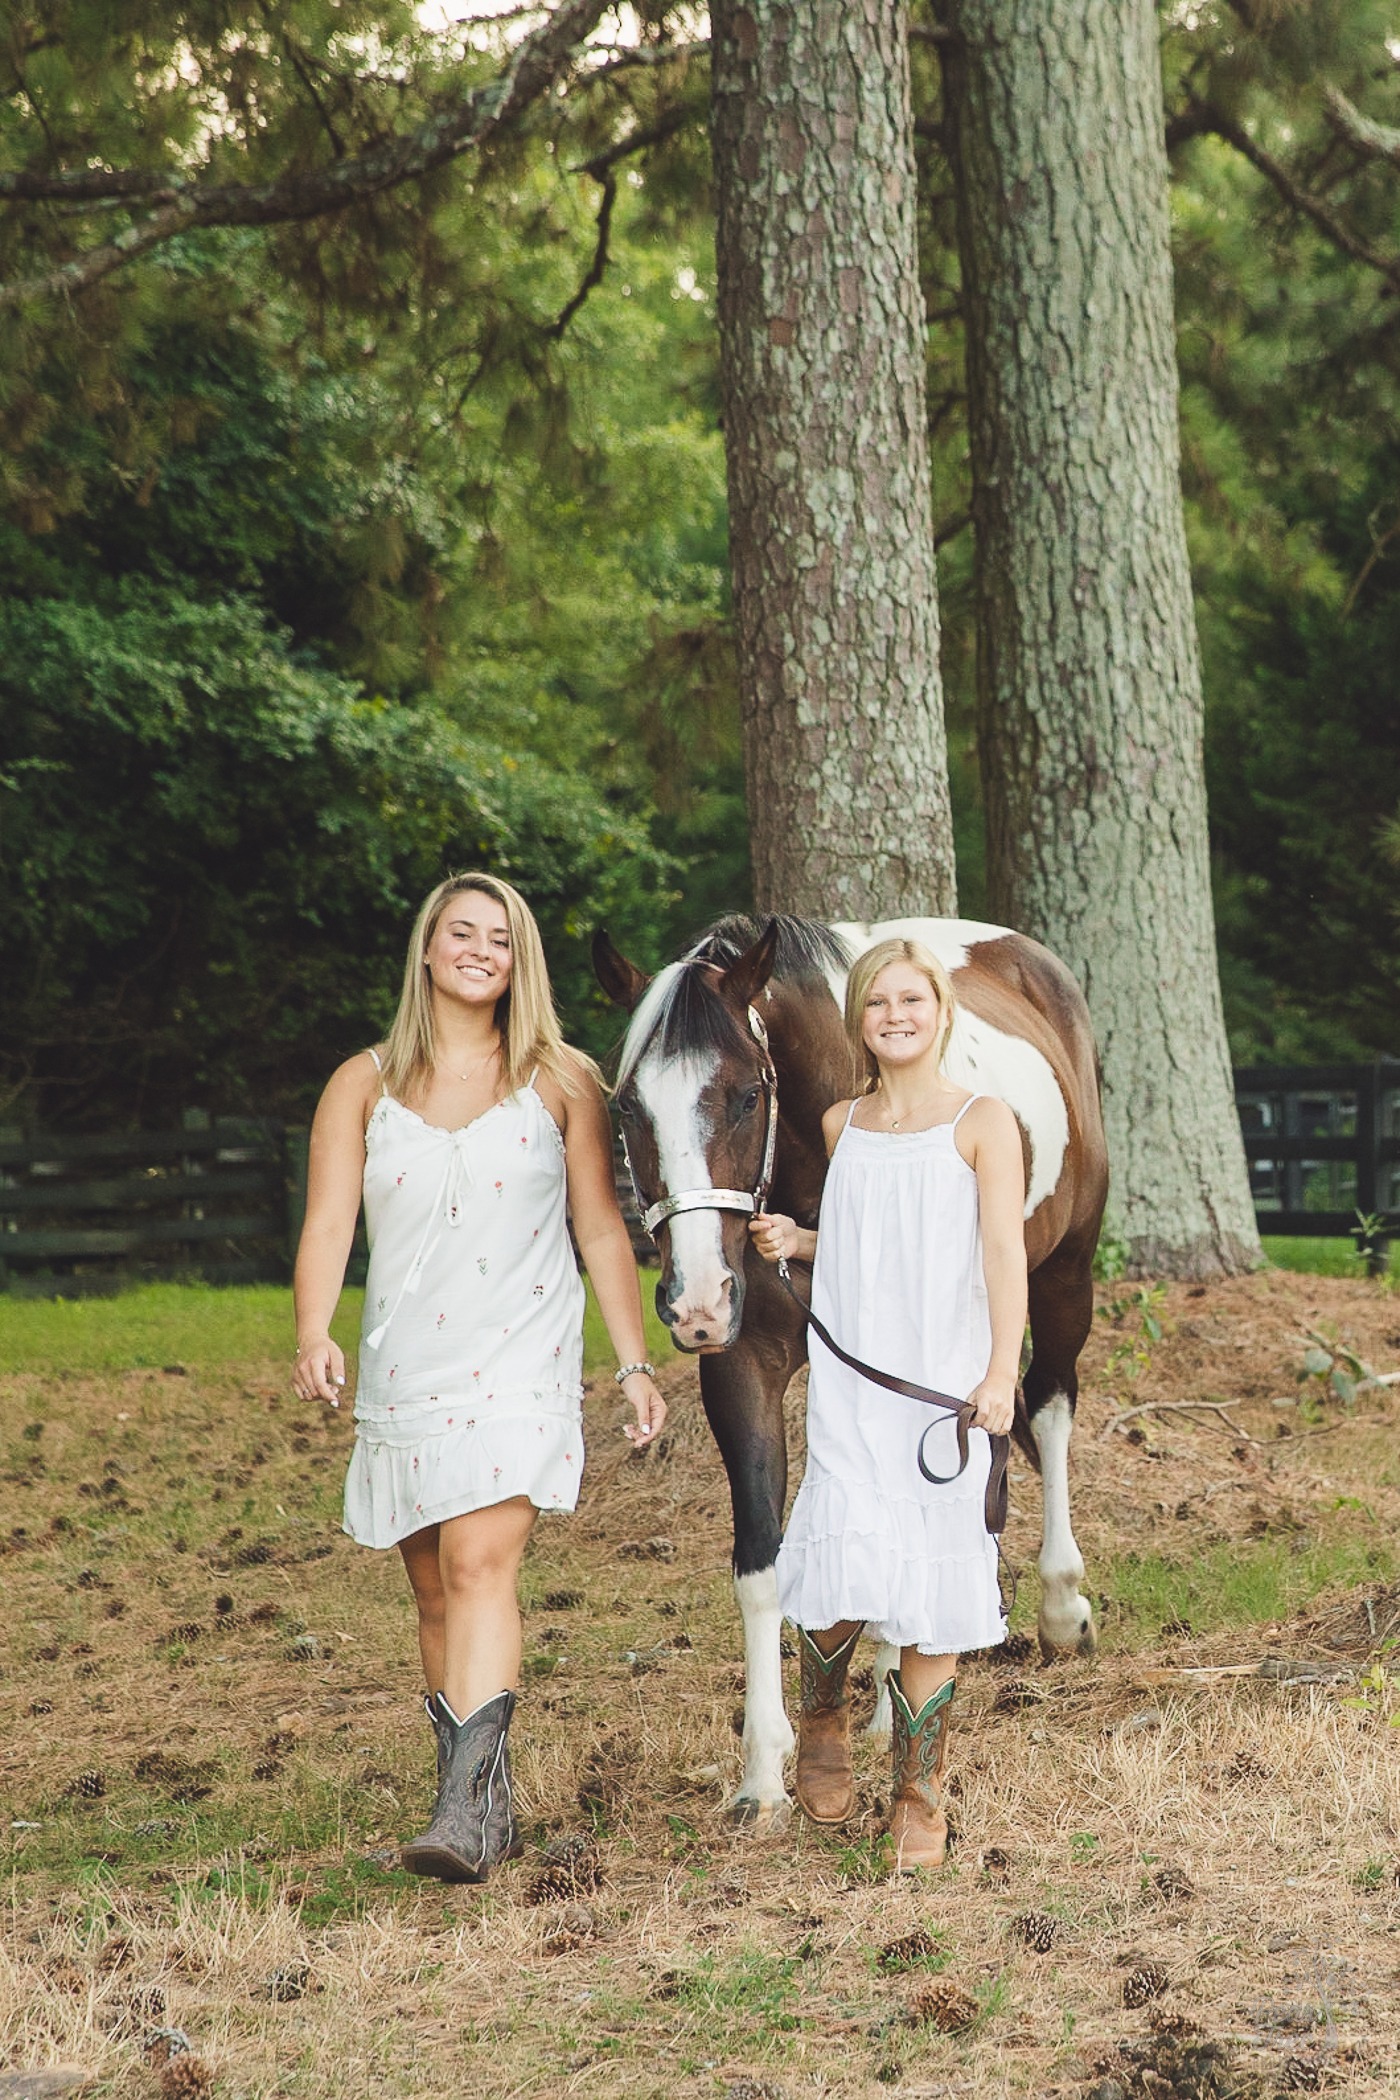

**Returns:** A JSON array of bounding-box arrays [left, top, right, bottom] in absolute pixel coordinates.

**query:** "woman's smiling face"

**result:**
[[424, 888, 513, 1009], [861, 959, 947, 1070]]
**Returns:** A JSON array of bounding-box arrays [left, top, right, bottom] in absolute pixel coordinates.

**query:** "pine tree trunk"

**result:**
[[939, 0, 1260, 1277], [710, 0, 956, 919]]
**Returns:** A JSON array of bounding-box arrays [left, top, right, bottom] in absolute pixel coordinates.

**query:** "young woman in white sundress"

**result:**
[[292, 873, 665, 1885], [749, 937, 1026, 1870]]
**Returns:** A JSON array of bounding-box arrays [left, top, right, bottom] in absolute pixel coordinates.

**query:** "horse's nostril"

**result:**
[[694, 1327, 709, 1342]]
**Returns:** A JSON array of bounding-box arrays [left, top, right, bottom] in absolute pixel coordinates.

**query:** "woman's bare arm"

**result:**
[[291, 1053, 377, 1405], [556, 1062, 667, 1449], [960, 1096, 1028, 1434]]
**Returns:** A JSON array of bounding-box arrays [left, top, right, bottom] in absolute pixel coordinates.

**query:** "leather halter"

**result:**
[[622, 1003, 779, 1239]]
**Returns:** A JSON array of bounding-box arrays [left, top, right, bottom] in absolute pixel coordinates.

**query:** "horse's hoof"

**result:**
[[1038, 1619, 1097, 1663], [726, 1794, 792, 1834]]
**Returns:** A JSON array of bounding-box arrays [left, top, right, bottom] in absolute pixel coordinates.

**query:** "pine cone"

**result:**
[[68, 1769, 107, 1799], [526, 1833, 601, 1905], [1152, 1864, 1194, 1902], [876, 1927, 940, 1974], [1011, 1910, 1059, 1952], [908, 1980, 980, 2033], [251, 1759, 282, 1782], [1122, 1961, 1169, 2009], [992, 1678, 1042, 1714], [166, 1622, 206, 1644], [158, 2056, 214, 2099], [1279, 2054, 1324, 2092], [542, 1901, 598, 1955], [262, 1961, 309, 2002], [980, 1846, 1011, 1880], [125, 1983, 168, 2023]]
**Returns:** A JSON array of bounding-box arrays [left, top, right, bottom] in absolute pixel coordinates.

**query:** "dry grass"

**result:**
[[3, 1269, 1400, 2097]]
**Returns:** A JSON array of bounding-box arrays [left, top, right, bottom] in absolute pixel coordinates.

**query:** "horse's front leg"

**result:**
[[699, 1328, 801, 1830], [1025, 1247, 1097, 1659]]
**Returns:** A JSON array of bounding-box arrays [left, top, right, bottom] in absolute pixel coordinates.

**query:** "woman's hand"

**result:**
[[748, 1211, 809, 1264], [966, 1373, 1016, 1437], [293, 1335, 347, 1408], [619, 1371, 667, 1449]]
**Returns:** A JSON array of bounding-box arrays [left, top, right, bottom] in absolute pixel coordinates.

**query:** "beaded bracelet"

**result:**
[[614, 1360, 656, 1386]]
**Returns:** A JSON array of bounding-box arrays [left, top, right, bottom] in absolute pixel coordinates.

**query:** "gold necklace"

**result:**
[[883, 1088, 942, 1132], [444, 1046, 500, 1084]]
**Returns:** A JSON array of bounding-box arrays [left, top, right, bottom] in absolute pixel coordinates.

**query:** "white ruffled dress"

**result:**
[[343, 1071, 585, 1549], [775, 1097, 1007, 1656]]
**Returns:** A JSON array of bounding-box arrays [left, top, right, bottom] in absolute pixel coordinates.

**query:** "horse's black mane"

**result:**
[[619, 915, 851, 1083]]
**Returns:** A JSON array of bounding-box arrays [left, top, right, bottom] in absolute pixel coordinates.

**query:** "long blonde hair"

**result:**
[[844, 938, 957, 1093], [379, 873, 597, 1103]]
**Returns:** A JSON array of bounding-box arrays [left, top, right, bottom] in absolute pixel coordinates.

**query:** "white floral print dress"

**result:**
[[343, 1072, 585, 1549]]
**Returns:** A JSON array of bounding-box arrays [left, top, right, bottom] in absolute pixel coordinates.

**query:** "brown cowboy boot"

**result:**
[[887, 1670, 955, 1870], [794, 1624, 863, 1824]]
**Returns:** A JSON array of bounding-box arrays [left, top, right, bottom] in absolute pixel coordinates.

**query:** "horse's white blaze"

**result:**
[[828, 918, 1068, 1219], [635, 1044, 733, 1319], [731, 1568, 794, 1810], [1030, 1393, 1094, 1652], [865, 1638, 899, 1738]]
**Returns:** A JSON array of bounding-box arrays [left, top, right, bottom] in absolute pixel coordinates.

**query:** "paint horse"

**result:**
[[594, 914, 1108, 1828]]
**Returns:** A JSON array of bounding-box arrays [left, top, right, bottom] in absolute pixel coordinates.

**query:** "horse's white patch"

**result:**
[[635, 1042, 734, 1322], [731, 1568, 795, 1811], [828, 919, 1068, 1218], [865, 1638, 899, 1738], [1030, 1394, 1095, 1654], [618, 960, 685, 1088]]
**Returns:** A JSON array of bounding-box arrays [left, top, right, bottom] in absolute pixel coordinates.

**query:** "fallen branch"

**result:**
[[1099, 1400, 1263, 1444]]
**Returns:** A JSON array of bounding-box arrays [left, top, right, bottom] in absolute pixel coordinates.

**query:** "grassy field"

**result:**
[[2, 1266, 1399, 2098]]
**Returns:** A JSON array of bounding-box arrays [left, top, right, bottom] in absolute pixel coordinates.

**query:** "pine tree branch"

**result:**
[[1322, 84, 1400, 172], [0, 0, 614, 309], [1190, 100, 1400, 296], [572, 104, 699, 179], [547, 169, 616, 337]]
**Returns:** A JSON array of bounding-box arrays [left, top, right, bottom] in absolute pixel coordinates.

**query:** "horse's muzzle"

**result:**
[[656, 1269, 743, 1352]]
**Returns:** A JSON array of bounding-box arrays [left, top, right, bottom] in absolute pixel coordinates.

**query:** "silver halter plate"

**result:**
[[625, 1004, 779, 1241]]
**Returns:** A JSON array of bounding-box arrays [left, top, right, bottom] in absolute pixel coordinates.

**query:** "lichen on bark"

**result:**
[[711, 0, 956, 919], [939, 0, 1260, 1277]]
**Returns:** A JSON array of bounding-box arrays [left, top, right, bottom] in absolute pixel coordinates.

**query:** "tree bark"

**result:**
[[710, 0, 956, 918], [939, 0, 1260, 1277]]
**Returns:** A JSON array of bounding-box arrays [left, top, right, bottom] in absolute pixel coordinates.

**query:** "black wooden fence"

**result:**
[[0, 1115, 650, 1293], [2, 1068, 1395, 1292], [1233, 1061, 1400, 1267]]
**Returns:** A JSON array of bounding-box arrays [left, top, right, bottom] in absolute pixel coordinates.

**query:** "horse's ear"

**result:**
[[716, 919, 780, 1011], [593, 928, 651, 1012]]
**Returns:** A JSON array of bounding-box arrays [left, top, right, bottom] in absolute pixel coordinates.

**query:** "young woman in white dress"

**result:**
[[749, 937, 1026, 1869], [292, 873, 665, 1883]]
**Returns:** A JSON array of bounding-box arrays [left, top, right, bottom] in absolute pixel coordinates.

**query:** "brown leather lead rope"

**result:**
[[776, 1259, 1010, 1538]]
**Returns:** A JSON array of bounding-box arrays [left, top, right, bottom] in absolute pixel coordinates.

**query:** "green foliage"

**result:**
[[1163, 8, 1400, 1061]]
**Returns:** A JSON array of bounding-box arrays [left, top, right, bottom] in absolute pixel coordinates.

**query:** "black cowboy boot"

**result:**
[[794, 1623, 864, 1824], [886, 1670, 955, 1871], [400, 1690, 519, 1883]]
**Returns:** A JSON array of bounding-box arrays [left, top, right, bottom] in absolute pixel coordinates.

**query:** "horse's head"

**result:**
[[594, 922, 780, 1353]]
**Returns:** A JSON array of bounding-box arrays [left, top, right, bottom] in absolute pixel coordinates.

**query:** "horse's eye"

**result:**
[[739, 1088, 761, 1117], [616, 1094, 639, 1122]]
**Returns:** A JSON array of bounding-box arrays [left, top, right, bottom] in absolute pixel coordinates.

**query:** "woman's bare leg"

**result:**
[[399, 1524, 447, 1692], [898, 1647, 955, 1706], [435, 1496, 537, 1716]]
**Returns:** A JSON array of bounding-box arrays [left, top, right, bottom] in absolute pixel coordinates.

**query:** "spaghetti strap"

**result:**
[[365, 1046, 386, 1094], [843, 1099, 861, 1131], [949, 1092, 982, 1131]]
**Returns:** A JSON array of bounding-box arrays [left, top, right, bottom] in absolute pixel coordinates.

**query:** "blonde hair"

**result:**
[[379, 873, 597, 1104], [844, 938, 957, 1093]]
